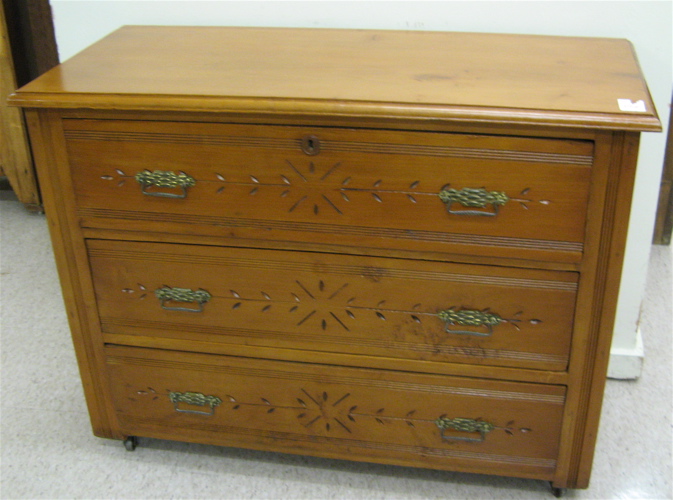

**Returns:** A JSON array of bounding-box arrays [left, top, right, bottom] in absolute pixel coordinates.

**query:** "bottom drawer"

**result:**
[[105, 346, 565, 480]]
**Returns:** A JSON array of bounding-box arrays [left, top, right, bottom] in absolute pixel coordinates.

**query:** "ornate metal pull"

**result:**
[[169, 391, 222, 416], [437, 308, 503, 337], [154, 286, 211, 312], [435, 417, 495, 443], [438, 187, 509, 216], [135, 170, 196, 198]]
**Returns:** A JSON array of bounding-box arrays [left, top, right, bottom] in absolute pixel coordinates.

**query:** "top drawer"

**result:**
[[64, 119, 593, 262]]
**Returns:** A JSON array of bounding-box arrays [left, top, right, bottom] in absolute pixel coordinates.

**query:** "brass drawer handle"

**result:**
[[169, 391, 222, 416], [135, 170, 196, 198], [437, 308, 503, 337], [435, 417, 495, 443], [438, 187, 509, 216], [154, 286, 212, 312]]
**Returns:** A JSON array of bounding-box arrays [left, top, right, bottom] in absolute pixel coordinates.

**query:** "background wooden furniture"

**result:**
[[0, 0, 57, 210], [9, 27, 660, 494]]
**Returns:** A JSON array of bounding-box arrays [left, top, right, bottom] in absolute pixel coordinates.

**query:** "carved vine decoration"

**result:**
[[130, 386, 534, 440]]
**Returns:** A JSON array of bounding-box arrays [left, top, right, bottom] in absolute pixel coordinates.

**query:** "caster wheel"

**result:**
[[550, 483, 564, 498], [123, 436, 138, 451]]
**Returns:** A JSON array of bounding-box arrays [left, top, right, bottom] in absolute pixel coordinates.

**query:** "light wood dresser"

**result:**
[[10, 27, 661, 494]]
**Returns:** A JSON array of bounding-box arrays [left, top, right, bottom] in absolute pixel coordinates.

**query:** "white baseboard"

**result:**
[[607, 328, 644, 380]]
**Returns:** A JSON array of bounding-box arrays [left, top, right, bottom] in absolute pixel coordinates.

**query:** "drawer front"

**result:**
[[89, 240, 577, 371], [106, 346, 565, 480], [66, 119, 593, 262]]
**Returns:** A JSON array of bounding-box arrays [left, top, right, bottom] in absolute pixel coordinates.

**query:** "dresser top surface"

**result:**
[[11, 26, 660, 130]]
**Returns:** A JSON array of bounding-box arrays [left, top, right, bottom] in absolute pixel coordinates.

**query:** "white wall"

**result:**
[[49, 0, 672, 377]]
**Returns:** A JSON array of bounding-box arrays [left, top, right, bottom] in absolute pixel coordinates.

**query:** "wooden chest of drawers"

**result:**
[[10, 27, 660, 492]]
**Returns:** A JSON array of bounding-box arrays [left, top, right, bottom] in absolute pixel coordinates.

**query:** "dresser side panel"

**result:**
[[23, 109, 121, 440], [572, 132, 641, 488], [553, 131, 641, 489]]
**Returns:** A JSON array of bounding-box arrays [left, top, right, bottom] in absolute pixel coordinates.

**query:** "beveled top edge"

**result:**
[[8, 92, 662, 132]]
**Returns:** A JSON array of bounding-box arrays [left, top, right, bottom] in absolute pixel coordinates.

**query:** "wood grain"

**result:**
[[65, 119, 592, 262], [106, 345, 565, 481], [22, 110, 121, 439], [88, 239, 577, 371], [12, 27, 662, 491], [9, 27, 660, 131]]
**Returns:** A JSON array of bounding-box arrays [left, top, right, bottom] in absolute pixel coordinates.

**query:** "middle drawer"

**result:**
[[88, 240, 577, 371]]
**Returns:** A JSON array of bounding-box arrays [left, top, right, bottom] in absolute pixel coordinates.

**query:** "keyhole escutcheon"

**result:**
[[301, 135, 321, 156]]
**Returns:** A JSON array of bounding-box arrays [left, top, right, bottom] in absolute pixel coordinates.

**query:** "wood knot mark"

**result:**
[[360, 267, 387, 282]]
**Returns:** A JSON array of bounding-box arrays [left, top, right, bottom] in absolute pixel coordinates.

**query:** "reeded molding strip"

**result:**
[[63, 129, 593, 166], [120, 414, 557, 470], [107, 354, 566, 404], [79, 208, 584, 255], [90, 247, 578, 291], [323, 141, 593, 166], [101, 318, 569, 365], [65, 129, 294, 150]]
